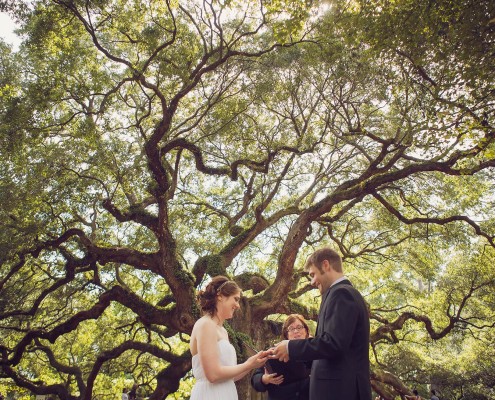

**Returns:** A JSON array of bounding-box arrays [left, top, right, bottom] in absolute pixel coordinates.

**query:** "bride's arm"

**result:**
[[233, 356, 271, 381], [197, 320, 267, 383], [233, 368, 253, 382]]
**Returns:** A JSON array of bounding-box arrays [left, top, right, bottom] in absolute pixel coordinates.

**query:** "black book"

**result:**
[[265, 358, 310, 382]]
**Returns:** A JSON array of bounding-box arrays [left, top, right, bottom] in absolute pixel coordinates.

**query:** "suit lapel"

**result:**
[[316, 279, 352, 335], [316, 287, 331, 335]]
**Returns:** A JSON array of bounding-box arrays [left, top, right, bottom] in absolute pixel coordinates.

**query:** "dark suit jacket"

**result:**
[[288, 280, 371, 400], [251, 359, 311, 400]]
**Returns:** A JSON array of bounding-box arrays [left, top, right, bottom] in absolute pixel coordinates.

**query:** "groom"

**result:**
[[271, 247, 372, 400]]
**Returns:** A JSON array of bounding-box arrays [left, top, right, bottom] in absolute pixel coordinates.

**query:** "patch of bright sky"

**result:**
[[0, 12, 21, 51]]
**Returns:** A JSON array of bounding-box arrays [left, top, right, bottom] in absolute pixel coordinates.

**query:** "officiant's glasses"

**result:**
[[287, 325, 304, 333]]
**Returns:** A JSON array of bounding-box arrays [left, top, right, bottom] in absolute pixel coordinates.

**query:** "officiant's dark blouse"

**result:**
[[251, 359, 311, 400], [251, 314, 312, 400]]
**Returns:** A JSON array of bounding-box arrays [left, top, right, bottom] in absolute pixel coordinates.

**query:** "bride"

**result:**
[[189, 275, 269, 399]]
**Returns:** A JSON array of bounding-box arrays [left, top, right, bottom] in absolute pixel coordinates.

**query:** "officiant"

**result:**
[[250, 314, 311, 400]]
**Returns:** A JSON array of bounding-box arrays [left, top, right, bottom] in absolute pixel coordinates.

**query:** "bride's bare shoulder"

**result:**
[[193, 315, 215, 331]]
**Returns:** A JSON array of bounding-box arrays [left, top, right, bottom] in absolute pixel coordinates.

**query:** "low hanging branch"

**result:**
[[372, 192, 495, 247]]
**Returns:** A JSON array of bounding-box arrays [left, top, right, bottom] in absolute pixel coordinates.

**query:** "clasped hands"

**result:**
[[250, 339, 290, 374], [251, 340, 290, 363], [269, 339, 290, 362]]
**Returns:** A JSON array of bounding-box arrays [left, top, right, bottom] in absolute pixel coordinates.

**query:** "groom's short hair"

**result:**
[[304, 247, 343, 273]]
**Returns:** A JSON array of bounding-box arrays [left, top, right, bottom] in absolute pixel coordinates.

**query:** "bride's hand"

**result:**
[[248, 350, 270, 368]]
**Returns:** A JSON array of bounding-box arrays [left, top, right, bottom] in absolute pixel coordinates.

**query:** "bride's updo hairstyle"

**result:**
[[197, 275, 241, 316]]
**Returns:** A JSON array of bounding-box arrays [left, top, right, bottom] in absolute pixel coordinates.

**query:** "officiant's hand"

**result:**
[[261, 368, 284, 385], [270, 340, 289, 362]]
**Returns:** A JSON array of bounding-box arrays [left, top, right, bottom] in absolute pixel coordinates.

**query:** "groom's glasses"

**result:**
[[287, 325, 305, 333]]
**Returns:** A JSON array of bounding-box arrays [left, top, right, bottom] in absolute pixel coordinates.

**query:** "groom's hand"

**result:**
[[270, 340, 289, 362]]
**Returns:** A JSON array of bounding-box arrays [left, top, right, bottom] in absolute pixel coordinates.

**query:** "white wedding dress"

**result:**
[[190, 339, 238, 400]]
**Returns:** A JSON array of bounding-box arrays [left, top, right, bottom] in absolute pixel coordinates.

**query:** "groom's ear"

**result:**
[[321, 259, 331, 272]]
